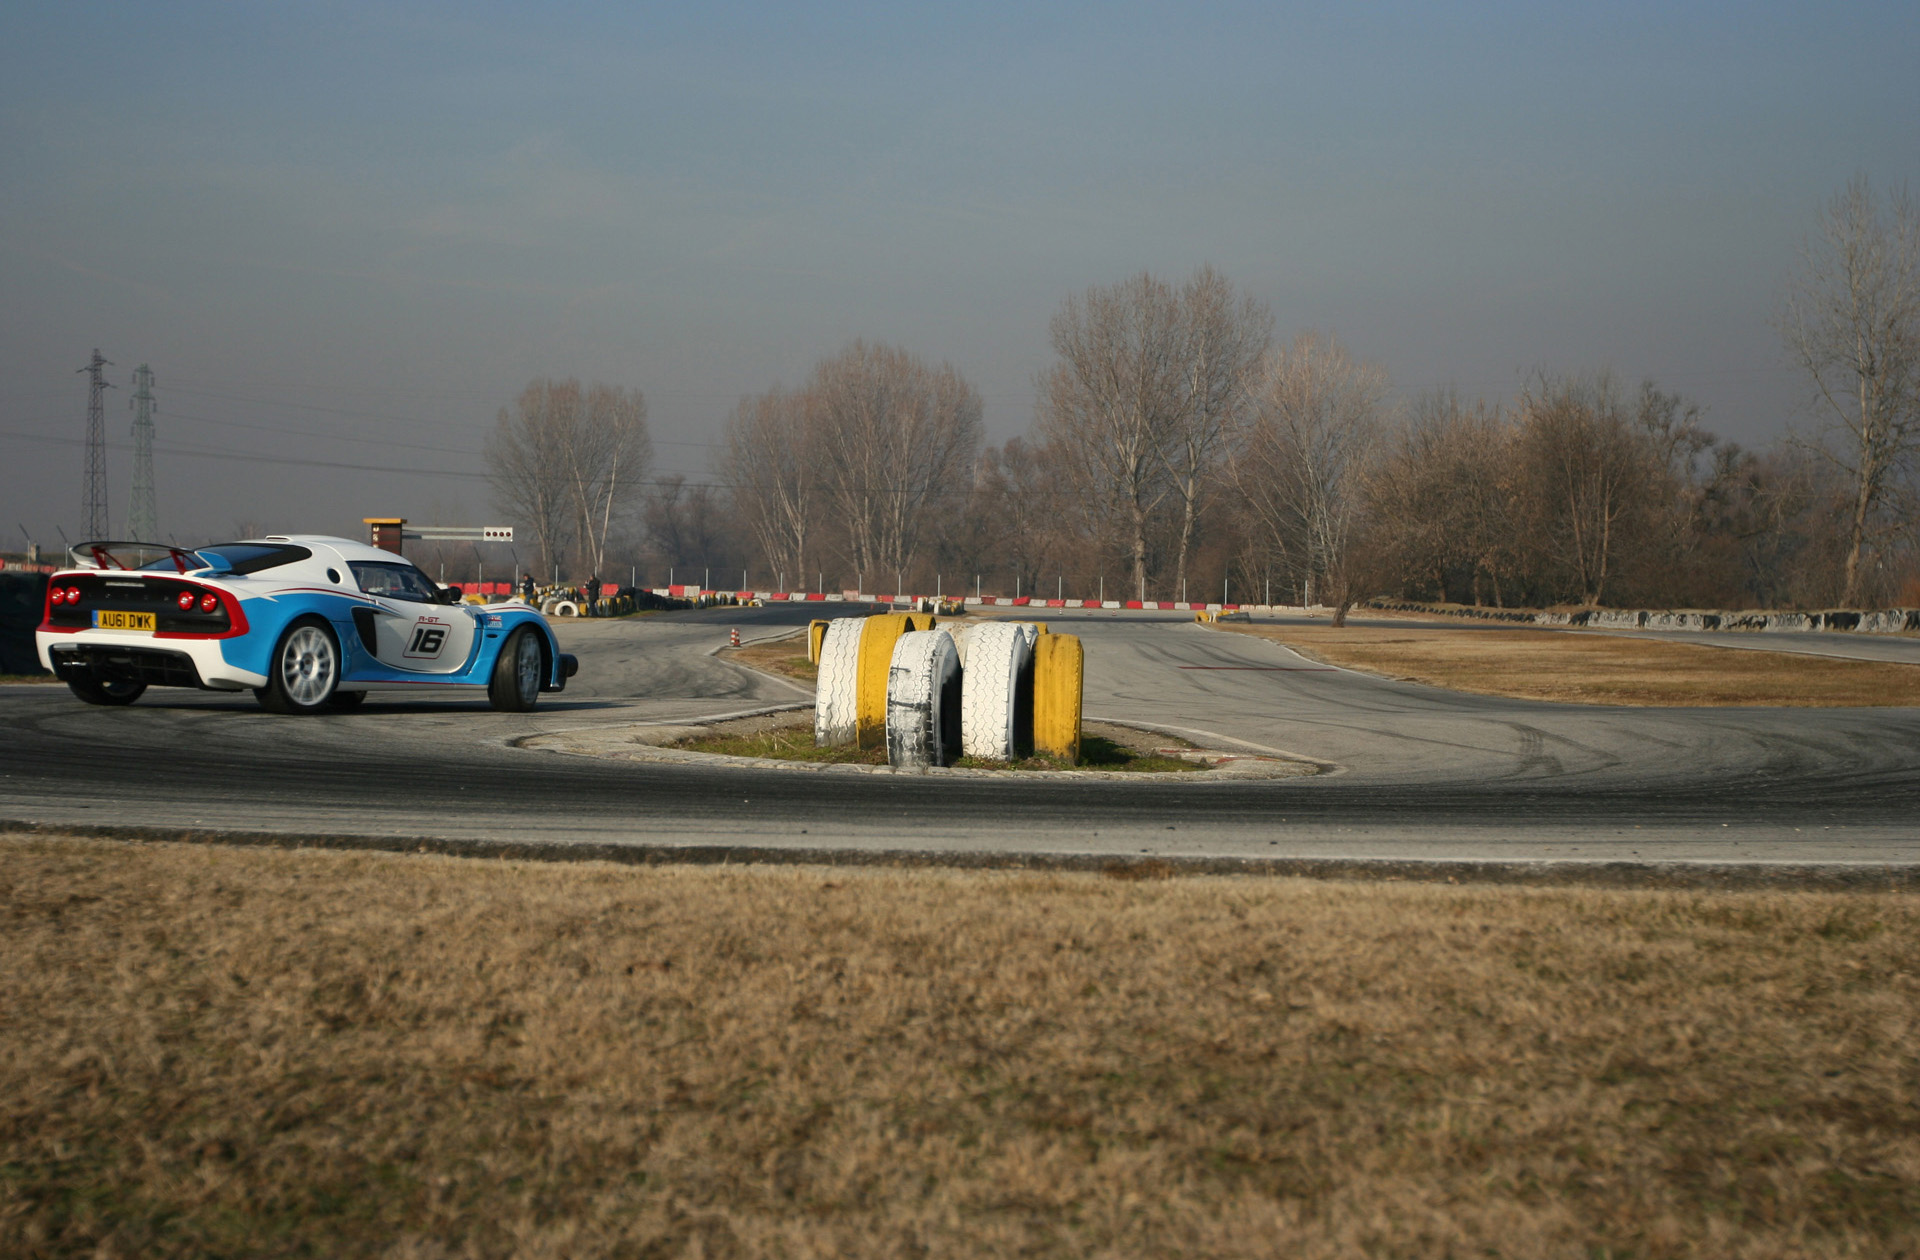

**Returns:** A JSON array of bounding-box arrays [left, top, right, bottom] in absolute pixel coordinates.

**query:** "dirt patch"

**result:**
[[1222, 622, 1920, 706], [3, 834, 1914, 1258], [721, 632, 817, 683]]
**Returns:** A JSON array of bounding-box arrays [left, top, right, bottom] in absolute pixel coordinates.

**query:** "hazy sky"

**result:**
[[3, 1, 1915, 552]]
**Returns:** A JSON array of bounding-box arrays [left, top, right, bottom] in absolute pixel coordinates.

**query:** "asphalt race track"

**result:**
[[6, 605, 1919, 870]]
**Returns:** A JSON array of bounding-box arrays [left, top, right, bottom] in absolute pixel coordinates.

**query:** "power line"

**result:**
[[0, 426, 1009, 499]]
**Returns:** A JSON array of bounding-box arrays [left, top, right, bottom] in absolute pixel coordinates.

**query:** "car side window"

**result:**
[[349, 561, 439, 603]]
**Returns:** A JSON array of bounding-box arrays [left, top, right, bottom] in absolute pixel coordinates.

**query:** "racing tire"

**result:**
[[885, 629, 961, 769], [67, 675, 147, 706], [947, 622, 976, 670], [255, 617, 341, 715], [488, 626, 544, 712], [329, 689, 368, 710], [959, 621, 1033, 761], [813, 617, 864, 747]]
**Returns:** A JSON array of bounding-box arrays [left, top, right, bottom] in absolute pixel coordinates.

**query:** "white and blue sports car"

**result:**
[[36, 535, 577, 713]]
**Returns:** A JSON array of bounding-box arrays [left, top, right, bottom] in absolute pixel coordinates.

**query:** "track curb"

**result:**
[[2, 819, 1915, 891]]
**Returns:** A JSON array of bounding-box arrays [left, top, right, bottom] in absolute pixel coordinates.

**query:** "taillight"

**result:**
[[49, 587, 66, 605], [199, 592, 218, 613], [66, 586, 82, 602], [177, 590, 196, 610]]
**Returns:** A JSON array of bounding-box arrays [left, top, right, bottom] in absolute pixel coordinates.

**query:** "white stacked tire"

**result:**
[[813, 617, 865, 746], [886, 629, 961, 769], [959, 621, 1035, 761]]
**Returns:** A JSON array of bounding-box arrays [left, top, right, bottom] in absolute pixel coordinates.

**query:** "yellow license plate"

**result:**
[[93, 610, 156, 632]]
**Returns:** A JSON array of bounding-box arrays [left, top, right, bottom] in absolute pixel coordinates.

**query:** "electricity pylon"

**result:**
[[79, 349, 113, 538], [128, 364, 158, 542]]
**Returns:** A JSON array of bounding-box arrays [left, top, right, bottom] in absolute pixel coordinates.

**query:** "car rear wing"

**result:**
[[63, 541, 209, 573]]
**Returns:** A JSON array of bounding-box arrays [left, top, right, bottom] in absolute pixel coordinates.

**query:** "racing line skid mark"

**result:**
[[1176, 665, 1337, 672], [1083, 716, 1344, 775], [498, 702, 815, 750]]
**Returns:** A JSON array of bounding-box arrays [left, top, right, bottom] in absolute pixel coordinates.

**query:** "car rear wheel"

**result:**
[[67, 675, 147, 706], [255, 618, 340, 714], [488, 626, 543, 712]]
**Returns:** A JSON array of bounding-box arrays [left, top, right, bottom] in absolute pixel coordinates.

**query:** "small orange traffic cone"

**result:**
[[729, 627, 740, 647]]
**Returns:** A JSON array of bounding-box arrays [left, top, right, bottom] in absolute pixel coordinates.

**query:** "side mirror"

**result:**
[[438, 585, 462, 605]]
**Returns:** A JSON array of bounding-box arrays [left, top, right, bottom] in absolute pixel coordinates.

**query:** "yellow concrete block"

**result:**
[[856, 613, 914, 749], [808, 619, 829, 664], [1032, 633, 1083, 764]]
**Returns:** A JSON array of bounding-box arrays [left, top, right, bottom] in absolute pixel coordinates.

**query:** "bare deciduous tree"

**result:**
[[486, 379, 651, 581], [1231, 333, 1388, 622], [721, 386, 816, 587], [1164, 266, 1271, 592], [1367, 389, 1515, 605], [1039, 274, 1186, 599], [1513, 372, 1655, 607], [812, 341, 981, 585], [644, 473, 734, 579], [967, 436, 1069, 597], [569, 384, 651, 579], [1781, 175, 1920, 605], [486, 379, 577, 580]]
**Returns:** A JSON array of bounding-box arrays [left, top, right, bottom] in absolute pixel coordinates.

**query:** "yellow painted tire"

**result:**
[[1032, 633, 1083, 764], [855, 613, 914, 749]]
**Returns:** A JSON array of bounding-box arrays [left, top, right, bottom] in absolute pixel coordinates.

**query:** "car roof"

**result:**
[[248, 535, 422, 566]]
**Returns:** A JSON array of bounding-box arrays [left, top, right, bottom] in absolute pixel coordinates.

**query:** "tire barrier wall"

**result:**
[[807, 619, 830, 664], [1032, 633, 1084, 764], [808, 612, 1079, 765], [885, 629, 962, 769], [1374, 599, 1920, 636]]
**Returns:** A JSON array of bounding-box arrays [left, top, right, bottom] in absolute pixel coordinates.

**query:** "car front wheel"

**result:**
[[255, 618, 340, 714], [488, 626, 543, 712]]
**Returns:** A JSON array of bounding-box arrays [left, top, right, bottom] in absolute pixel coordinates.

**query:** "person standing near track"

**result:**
[[519, 572, 536, 603], [584, 573, 602, 614]]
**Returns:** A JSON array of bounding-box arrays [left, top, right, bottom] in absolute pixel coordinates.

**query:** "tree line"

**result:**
[[486, 176, 1920, 613]]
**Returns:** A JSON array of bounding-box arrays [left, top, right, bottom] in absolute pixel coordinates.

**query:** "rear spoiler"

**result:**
[[64, 541, 208, 573]]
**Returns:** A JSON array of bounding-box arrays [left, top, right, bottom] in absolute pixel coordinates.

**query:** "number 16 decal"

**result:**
[[404, 625, 447, 657]]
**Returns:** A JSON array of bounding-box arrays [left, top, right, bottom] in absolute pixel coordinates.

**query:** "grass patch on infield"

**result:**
[[672, 724, 885, 764], [721, 636, 819, 683], [671, 720, 1208, 773], [3, 835, 1915, 1258], [1222, 622, 1920, 706]]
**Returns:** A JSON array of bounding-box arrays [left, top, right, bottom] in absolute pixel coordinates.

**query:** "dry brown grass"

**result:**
[[1222, 623, 1920, 706], [723, 636, 817, 683], [3, 838, 1916, 1257]]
